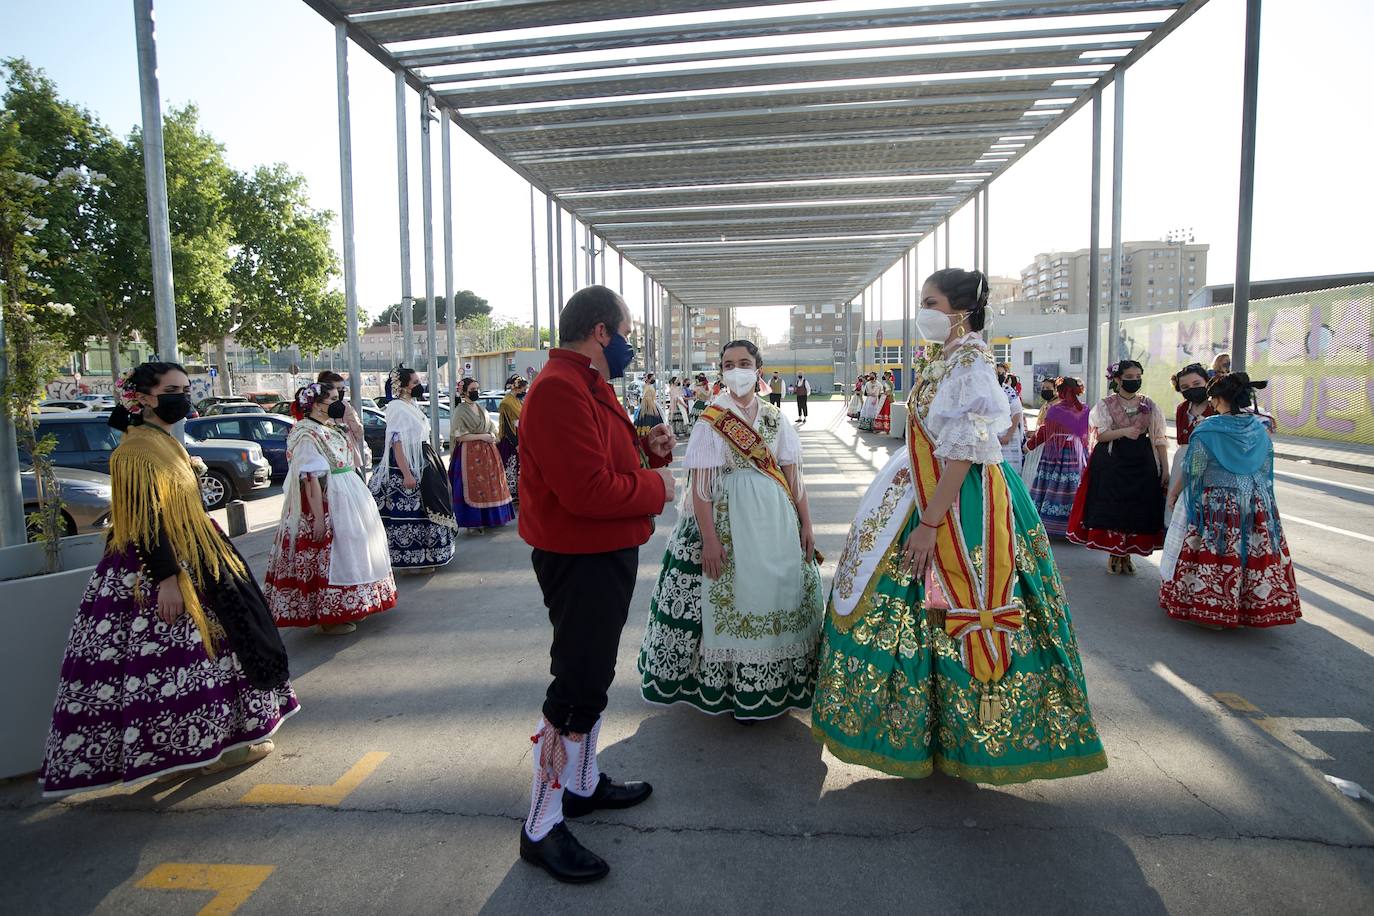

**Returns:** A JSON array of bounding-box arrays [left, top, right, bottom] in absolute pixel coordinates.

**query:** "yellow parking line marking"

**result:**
[[1212, 692, 1369, 760], [238, 751, 388, 806], [1213, 692, 1262, 713], [136, 864, 273, 916]]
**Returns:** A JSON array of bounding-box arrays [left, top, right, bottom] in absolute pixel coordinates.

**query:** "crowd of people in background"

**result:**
[[30, 277, 1302, 892]]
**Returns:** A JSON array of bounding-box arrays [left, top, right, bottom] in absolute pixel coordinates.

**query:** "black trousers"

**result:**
[[796, 394, 809, 417], [532, 546, 639, 734], [768, 393, 782, 408]]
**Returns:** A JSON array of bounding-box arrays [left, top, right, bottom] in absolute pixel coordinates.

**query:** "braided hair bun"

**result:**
[[924, 268, 990, 332], [1207, 371, 1264, 413]]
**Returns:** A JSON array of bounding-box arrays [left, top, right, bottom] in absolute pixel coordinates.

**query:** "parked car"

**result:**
[[203, 402, 266, 417], [29, 414, 272, 510], [243, 390, 282, 406], [267, 400, 294, 418], [185, 413, 295, 481], [75, 393, 114, 405], [360, 405, 387, 464], [195, 395, 251, 413], [21, 463, 112, 538], [39, 399, 89, 412]]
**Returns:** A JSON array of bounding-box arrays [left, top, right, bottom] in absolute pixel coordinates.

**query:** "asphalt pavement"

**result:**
[[2, 400, 1371, 915]]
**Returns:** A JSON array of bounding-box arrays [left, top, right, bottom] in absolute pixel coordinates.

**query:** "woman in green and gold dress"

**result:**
[[812, 268, 1107, 784]]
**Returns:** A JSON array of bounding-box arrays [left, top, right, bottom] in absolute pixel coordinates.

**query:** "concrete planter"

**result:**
[[0, 533, 105, 779]]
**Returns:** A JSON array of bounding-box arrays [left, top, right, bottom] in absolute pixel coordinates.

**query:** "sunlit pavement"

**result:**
[[2, 400, 1371, 915]]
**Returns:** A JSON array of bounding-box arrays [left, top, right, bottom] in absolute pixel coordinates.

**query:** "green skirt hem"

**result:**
[[641, 677, 814, 720], [813, 724, 1109, 786]]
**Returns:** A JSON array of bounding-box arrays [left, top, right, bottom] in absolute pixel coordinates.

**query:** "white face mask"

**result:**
[[723, 368, 758, 397], [916, 308, 955, 342]]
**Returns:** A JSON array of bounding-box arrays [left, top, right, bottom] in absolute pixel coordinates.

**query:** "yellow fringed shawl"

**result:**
[[107, 425, 246, 657]]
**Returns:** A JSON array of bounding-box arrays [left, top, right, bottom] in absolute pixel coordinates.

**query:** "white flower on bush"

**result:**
[[22, 216, 48, 233], [12, 171, 48, 191], [45, 302, 75, 317]]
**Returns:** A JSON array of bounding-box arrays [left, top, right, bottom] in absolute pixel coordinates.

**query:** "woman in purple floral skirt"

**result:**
[[39, 363, 298, 797]]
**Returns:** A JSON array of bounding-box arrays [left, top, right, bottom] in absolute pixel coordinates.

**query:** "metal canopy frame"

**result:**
[[303, 0, 1211, 313]]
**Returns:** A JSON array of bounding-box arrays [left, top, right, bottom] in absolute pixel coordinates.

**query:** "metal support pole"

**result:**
[[600, 242, 607, 289], [1086, 88, 1103, 406], [661, 284, 672, 373], [973, 192, 981, 273], [545, 198, 556, 348], [395, 70, 415, 366], [0, 305, 25, 546], [441, 112, 457, 401], [419, 91, 442, 454], [642, 274, 651, 373], [334, 25, 363, 411], [681, 299, 690, 374], [844, 299, 852, 391], [1108, 68, 1126, 365], [1232, 0, 1262, 373], [528, 185, 539, 350], [944, 220, 951, 269], [570, 218, 579, 290], [902, 250, 912, 393], [981, 188, 991, 277], [618, 251, 624, 296], [134, 0, 178, 362], [861, 286, 868, 376], [554, 206, 564, 337]]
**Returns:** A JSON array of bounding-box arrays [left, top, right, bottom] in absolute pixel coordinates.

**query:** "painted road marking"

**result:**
[[1275, 469, 1374, 496], [1213, 692, 1370, 761], [136, 864, 273, 916], [1283, 514, 1374, 544], [238, 751, 388, 806]]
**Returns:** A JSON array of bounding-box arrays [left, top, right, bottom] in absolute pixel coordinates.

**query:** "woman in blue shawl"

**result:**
[[1160, 373, 1300, 628]]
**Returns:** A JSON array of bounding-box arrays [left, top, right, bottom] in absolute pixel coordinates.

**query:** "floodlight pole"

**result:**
[[419, 90, 442, 454], [334, 24, 363, 412], [1232, 0, 1262, 373], [395, 70, 415, 366], [442, 112, 458, 401], [1086, 87, 1104, 406], [1108, 68, 1126, 366]]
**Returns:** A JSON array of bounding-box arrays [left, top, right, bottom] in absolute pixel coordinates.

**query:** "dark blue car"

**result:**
[[185, 414, 295, 481]]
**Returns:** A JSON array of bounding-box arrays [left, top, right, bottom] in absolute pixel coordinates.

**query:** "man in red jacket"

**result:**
[[517, 285, 676, 884]]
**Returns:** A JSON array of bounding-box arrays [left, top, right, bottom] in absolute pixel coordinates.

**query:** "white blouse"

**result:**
[[924, 334, 1012, 465], [683, 393, 802, 503]]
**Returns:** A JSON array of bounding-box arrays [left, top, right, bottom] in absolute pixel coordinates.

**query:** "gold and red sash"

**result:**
[[701, 404, 821, 564], [907, 410, 1021, 687]]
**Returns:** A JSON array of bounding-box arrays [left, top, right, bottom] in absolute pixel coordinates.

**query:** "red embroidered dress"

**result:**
[[265, 421, 397, 626]]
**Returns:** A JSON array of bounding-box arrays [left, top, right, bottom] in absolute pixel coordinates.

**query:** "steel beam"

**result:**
[[419, 91, 442, 454], [1086, 88, 1103, 405], [395, 70, 415, 365], [1108, 68, 1125, 365], [334, 23, 363, 411], [442, 111, 457, 399], [545, 195, 555, 349], [1232, 0, 1261, 373], [528, 184, 539, 350]]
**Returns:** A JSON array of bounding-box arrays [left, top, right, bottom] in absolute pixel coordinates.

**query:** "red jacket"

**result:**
[[518, 348, 671, 554]]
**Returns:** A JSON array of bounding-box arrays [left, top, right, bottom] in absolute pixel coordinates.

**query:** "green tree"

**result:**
[[370, 289, 490, 328], [207, 163, 343, 393]]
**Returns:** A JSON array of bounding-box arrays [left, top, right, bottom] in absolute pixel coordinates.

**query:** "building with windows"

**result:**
[[789, 302, 863, 385], [1019, 240, 1208, 315]]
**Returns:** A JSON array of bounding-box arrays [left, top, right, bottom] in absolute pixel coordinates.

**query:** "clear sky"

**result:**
[[4, 0, 1370, 345]]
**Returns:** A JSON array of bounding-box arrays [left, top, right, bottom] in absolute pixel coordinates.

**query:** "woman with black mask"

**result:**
[[448, 375, 515, 533], [1170, 363, 1215, 482], [1068, 360, 1168, 574], [40, 363, 296, 795]]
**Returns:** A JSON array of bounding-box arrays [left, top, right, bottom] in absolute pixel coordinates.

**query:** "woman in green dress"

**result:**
[[813, 268, 1107, 784], [639, 340, 822, 721]]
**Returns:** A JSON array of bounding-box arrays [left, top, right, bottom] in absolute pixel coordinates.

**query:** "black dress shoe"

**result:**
[[562, 773, 653, 818], [519, 822, 610, 884]]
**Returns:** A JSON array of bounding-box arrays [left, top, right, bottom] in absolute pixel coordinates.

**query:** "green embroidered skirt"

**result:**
[[639, 478, 823, 720], [812, 463, 1108, 784]]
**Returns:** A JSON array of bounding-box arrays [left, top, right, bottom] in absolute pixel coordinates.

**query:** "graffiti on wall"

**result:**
[[1113, 284, 1374, 444], [45, 375, 214, 402]]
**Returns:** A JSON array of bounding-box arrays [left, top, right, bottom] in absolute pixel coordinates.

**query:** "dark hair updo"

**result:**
[[924, 268, 990, 332], [720, 339, 762, 367], [1207, 371, 1265, 413], [1171, 362, 1208, 392], [110, 360, 188, 431]]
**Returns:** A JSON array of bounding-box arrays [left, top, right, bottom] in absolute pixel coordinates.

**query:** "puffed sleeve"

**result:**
[[291, 436, 329, 478], [1148, 399, 1166, 440], [927, 352, 1011, 464], [1089, 398, 1115, 431]]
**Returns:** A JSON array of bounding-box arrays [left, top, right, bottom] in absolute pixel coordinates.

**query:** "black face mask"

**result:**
[[1040, 389, 1055, 402], [997, 374, 1007, 386], [327, 399, 347, 419], [1182, 387, 1209, 405], [410, 383, 425, 399], [152, 393, 192, 424], [466, 389, 480, 401], [1120, 378, 1143, 393]]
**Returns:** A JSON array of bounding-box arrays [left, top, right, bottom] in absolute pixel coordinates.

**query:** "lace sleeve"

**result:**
[[1089, 399, 1114, 431], [774, 414, 802, 466], [1148, 400, 1167, 440], [683, 420, 730, 503], [928, 357, 1011, 464], [292, 437, 329, 479]]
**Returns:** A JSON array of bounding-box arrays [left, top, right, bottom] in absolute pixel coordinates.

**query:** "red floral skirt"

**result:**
[[1159, 491, 1301, 628], [264, 505, 397, 627], [873, 397, 892, 433]]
